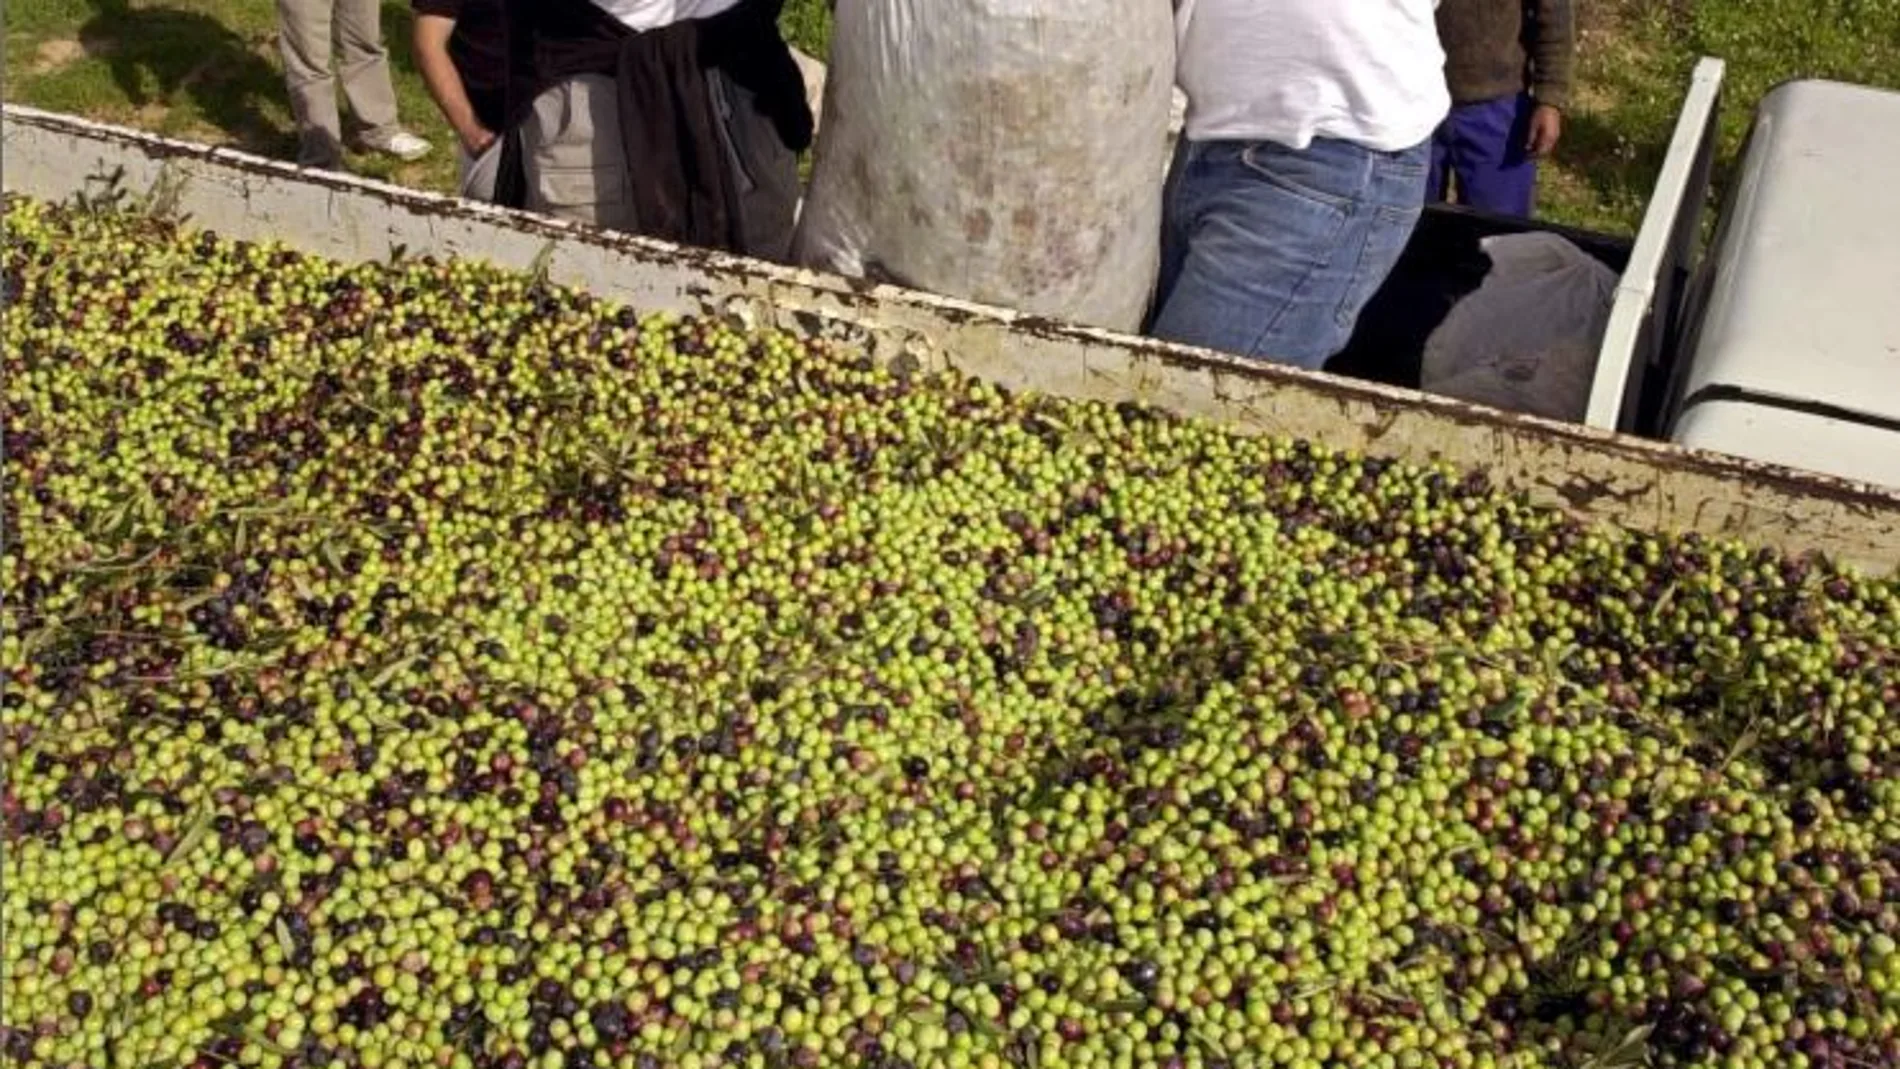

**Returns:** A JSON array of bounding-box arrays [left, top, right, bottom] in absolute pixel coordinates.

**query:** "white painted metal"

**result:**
[[1673, 400, 1900, 492], [1668, 79, 1900, 487], [5, 104, 1899, 572], [1585, 56, 1727, 432]]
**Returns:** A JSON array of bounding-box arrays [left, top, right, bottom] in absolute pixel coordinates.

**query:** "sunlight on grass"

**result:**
[[1543, 0, 1900, 233], [781, 0, 833, 62]]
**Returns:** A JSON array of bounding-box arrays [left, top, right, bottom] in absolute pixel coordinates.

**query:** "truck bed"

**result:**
[[1326, 204, 1634, 392], [4, 106, 1897, 573]]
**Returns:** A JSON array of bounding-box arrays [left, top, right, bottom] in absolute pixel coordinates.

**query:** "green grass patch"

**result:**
[[780, 0, 832, 63], [1540, 0, 1900, 233], [4, 0, 457, 189]]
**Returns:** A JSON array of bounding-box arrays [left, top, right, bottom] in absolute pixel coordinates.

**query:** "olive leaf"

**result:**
[[165, 808, 212, 868], [1577, 1025, 1654, 1069]]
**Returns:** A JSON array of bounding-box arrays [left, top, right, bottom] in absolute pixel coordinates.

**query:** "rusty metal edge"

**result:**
[[5, 104, 1898, 574]]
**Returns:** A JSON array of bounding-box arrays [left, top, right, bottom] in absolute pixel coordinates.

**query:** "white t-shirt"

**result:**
[[1174, 0, 1449, 153], [590, 0, 741, 32]]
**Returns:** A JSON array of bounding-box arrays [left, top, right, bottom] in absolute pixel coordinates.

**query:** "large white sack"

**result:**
[[791, 0, 1176, 332], [1421, 233, 1620, 423]]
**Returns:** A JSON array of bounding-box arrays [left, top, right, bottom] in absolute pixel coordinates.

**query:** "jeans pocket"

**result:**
[[1328, 142, 1429, 330], [1237, 142, 1355, 215]]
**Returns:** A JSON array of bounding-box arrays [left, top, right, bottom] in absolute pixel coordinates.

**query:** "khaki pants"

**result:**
[[459, 139, 504, 203], [521, 71, 800, 263], [275, 0, 402, 169]]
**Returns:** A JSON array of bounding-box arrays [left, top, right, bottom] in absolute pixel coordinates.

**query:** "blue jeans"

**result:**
[[1149, 135, 1431, 370], [1427, 94, 1538, 216]]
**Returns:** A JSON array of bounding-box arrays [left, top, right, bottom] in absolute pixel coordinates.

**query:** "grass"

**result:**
[[778, 0, 831, 66], [4, 0, 458, 189], [5, 0, 1898, 235], [1537, 0, 1900, 232]]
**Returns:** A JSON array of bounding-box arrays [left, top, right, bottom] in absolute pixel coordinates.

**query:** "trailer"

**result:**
[[5, 102, 1898, 573], [1335, 63, 1900, 494], [1328, 59, 1726, 441]]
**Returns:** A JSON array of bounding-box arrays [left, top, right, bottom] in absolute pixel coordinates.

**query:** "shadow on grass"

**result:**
[[1554, 109, 1670, 221], [76, 0, 292, 156]]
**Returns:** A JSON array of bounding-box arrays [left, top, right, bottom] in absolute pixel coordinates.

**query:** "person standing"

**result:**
[[1428, 0, 1574, 216], [276, 0, 433, 170], [508, 0, 812, 262], [412, 0, 511, 200], [1149, 0, 1450, 371]]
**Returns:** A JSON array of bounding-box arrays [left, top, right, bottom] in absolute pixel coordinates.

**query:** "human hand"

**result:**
[[1526, 104, 1562, 158], [459, 124, 498, 156]]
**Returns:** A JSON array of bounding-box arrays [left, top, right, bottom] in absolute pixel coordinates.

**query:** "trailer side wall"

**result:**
[[5, 107, 1896, 573]]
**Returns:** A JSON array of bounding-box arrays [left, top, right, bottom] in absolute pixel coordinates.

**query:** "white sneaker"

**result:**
[[362, 130, 433, 162]]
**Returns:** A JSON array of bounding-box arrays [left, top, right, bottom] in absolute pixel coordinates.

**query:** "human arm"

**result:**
[[1525, 0, 1574, 156], [413, 11, 494, 155]]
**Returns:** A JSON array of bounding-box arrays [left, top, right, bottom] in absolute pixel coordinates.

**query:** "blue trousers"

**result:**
[[1427, 93, 1539, 217], [1149, 135, 1431, 371]]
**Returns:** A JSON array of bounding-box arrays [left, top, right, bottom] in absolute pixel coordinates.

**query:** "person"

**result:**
[[1429, 0, 1574, 216], [275, 0, 433, 170], [506, 0, 812, 262], [412, 0, 510, 200], [1148, 1, 1450, 371]]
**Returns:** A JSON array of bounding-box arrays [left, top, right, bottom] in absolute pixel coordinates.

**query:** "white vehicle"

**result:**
[[1333, 60, 1900, 492], [1668, 77, 1900, 488]]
